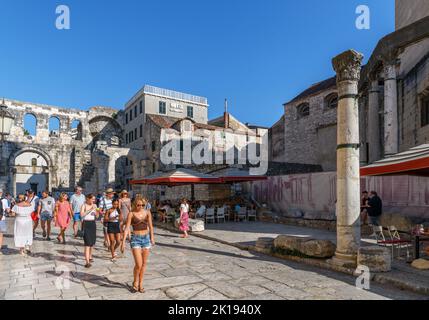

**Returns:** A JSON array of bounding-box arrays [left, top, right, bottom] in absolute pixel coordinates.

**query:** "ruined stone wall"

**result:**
[[0, 99, 130, 195]]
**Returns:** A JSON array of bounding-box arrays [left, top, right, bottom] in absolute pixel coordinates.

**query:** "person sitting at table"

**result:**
[[157, 202, 171, 223], [195, 202, 206, 219]]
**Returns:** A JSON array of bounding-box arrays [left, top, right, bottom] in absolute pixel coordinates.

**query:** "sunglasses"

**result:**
[[136, 204, 144, 207]]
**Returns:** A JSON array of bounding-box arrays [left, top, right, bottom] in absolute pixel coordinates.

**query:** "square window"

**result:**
[[134, 105, 137, 118], [130, 110, 133, 121], [125, 113, 128, 124], [140, 124, 143, 138]]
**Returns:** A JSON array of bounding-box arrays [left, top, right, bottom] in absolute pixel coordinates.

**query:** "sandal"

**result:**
[[85, 263, 92, 268], [130, 284, 139, 293], [138, 287, 145, 293]]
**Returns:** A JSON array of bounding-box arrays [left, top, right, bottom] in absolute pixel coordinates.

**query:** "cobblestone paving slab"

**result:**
[[0, 218, 427, 300]]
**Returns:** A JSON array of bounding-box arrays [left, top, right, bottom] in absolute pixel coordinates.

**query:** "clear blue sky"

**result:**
[[1, 0, 394, 129]]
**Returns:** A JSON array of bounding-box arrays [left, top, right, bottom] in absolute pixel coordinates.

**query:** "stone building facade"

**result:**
[[274, 3, 429, 171], [0, 99, 139, 195], [130, 112, 266, 201]]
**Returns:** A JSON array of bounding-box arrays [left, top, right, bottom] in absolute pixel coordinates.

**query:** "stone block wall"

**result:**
[[283, 88, 338, 170]]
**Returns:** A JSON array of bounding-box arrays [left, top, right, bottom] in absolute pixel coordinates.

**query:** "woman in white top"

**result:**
[[80, 194, 99, 268], [179, 198, 190, 238], [104, 199, 122, 261], [10, 194, 34, 255]]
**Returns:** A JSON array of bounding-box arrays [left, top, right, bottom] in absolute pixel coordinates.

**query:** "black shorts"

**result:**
[[107, 222, 120, 234]]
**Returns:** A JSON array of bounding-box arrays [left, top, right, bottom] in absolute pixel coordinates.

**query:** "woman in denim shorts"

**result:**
[[122, 197, 154, 293]]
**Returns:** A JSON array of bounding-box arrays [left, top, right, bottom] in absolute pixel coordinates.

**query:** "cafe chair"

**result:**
[[247, 208, 257, 221], [205, 208, 215, 224], [216, 207, 226, 223]]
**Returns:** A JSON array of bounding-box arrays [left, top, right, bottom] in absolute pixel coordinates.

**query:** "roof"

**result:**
[[285, 76, 337, 105], [126, 85, 208, 108], [146, 114, 222, 131], [361, 144, 429, 177], [146, 114, 179, 128]]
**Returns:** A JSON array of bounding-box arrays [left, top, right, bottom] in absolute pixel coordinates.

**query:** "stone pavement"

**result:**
[[197, 221, 378, 248], [0, 218, 427, 300]]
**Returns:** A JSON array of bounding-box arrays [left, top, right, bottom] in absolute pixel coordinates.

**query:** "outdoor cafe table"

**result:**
[[413, 232, 429, 259]]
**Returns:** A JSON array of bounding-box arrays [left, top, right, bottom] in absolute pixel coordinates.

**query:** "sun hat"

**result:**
[[105, 188, 115, 194]]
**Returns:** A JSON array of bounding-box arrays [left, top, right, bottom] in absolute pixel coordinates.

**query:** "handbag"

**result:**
[[31, 211, 39, 221]]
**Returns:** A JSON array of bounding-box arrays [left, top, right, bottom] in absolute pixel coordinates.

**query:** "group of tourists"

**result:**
[[0, 187, 152, 293], [0, 186, 193, 294]]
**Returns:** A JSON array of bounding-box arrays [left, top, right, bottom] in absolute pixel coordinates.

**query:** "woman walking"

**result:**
[[119, 190, 131, 243], [179, 198, 190, 238], [122, 198, 154, 293], [104, 199, 122, 261], [80, 194, 99, 268], [10, 194, 34, 255], [54, 192, 73, 244]]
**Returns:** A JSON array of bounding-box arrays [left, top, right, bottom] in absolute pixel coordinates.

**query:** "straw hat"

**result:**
[[120, 190, 128, 196], [105, 188, 115, 194]]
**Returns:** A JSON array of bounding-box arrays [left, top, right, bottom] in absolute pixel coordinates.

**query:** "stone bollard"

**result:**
[[357, 246, 391, 272]]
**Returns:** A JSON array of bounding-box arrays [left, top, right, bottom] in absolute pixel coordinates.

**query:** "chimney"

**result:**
[[224, 98, 229, 129]]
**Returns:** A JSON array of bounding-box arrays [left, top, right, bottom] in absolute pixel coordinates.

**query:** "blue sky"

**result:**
[[1, 0, 394, 130]]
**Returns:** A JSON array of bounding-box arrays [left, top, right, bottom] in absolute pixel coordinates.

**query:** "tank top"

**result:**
[[131, 211, 149, 232], [82, 204, 97, 221], [109, 209, 119, 222]]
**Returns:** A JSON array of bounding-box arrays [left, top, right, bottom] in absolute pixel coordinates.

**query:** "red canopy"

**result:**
[[361, 144, 429, 177], [130, 167, 268, 186], [130, 168, 222, 186]]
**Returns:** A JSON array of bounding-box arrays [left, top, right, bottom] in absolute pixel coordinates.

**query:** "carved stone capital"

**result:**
[[332, 50, 364, 83]]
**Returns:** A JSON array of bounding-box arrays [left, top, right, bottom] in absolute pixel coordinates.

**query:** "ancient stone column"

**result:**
[[331, 50, 363, 267], [367, 76, 381, 163], [383, 55, 399, 157]]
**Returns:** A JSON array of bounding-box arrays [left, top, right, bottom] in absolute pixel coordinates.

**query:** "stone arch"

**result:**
[[108, 149, 140, 189], [49, 116, 61, 137], [8, 147, 53, 196], [324, 93, 338, 110], [88, 116, 123, 146], [296, 103, 310, 119], [70, 119, 83, 140], [23, 113, 38, 136]]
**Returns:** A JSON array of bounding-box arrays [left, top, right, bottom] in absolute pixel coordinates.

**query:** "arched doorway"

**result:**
[[10, 149, 52, 196]]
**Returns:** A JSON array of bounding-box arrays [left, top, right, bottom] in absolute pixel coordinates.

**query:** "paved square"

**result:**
[[0, 219, 427, 300]]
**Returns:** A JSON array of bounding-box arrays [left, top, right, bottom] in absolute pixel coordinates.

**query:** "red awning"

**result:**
[[361, 144, 429, 177], [209, 167, 268, 183], [130, 168, 223, 186]]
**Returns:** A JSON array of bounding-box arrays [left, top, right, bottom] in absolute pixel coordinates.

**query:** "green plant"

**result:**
[[23, 129, 30, 136]]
